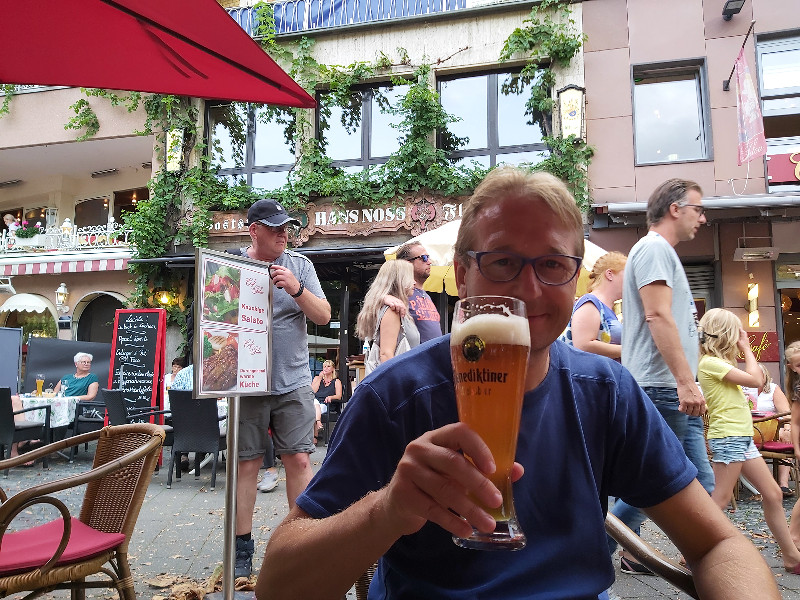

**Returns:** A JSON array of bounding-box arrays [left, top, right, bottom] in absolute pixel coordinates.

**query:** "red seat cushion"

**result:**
[[761, 441, 794, 452], [0, 518, 125, 575]]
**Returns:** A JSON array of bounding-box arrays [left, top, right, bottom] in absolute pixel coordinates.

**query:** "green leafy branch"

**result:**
[[0, 84, 16, 118]]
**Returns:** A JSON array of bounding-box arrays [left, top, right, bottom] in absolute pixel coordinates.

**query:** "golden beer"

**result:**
[[450, 297, 530, 550]]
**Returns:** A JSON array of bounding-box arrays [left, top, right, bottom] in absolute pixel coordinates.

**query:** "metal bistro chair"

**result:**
[[0, 387, 50, 476], [102, 388, 173, 448], [0, 423, 165, 600], [68, 399, 106, 462], [321, 399, 345, 445], [166, 390, 226, 490]]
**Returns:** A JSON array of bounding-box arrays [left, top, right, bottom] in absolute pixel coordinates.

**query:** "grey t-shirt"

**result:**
[[238, 247, 326, 394], [621, 231, 698, 387]]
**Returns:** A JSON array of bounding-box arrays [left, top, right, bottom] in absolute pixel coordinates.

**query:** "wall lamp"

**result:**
[[746, 282, 759, 327], [90, 168, 119, 178], [55, 282, 69, 314], [0, 179, 22, 188], [156, 290, 176, 306], [722, 0, 745, 20]]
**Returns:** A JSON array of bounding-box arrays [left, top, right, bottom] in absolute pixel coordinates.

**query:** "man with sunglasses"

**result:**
[[384, 242, 443, 343], [610, 179, 714, 575], [232, 198, 331, 579], [258, 168, 776, 599]]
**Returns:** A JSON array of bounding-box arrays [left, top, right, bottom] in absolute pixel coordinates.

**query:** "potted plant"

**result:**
[[13, 221, 44, 247]]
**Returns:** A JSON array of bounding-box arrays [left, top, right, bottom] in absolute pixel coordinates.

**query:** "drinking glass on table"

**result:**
[[35, 373, 45, 397], [449, 295, 530, 550]]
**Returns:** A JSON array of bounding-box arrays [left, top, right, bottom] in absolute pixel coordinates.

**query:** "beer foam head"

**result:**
[[451, 313, 530, 347]]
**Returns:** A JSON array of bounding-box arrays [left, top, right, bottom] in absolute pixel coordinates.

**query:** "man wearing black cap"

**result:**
[[233, 198, 331, 579]]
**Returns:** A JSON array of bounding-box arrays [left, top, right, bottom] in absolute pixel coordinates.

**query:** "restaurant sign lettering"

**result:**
[[738, 331, 780, 362], [208, 192, 468, 246]]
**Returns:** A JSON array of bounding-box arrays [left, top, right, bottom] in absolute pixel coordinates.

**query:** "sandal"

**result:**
[[620, 556, 654, 576], [782, 486, 793, 497]]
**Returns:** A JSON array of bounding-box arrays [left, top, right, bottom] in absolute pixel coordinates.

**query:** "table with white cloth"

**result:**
[[20, 395, 81, 428]]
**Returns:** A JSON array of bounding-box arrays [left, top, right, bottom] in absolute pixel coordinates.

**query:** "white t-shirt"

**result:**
[[622, 231, 699, 387]]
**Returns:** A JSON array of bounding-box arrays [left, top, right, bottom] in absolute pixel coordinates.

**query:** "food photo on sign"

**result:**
[[202, 262, 241, 324], [201, 330, 239, 392]]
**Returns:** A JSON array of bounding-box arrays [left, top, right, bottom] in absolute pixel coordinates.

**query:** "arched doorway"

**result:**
[[74, 293, 125, 343]]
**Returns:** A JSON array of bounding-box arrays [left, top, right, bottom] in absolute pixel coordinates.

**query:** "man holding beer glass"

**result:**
[[258, 167, 778, 599]]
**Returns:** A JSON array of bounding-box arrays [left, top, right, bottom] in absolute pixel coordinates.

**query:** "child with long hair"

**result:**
[[698, 309, 800, 573], [786, 341, 800, 547]]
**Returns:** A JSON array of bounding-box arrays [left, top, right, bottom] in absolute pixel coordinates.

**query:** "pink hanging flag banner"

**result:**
[[735, 48, 767, 166]]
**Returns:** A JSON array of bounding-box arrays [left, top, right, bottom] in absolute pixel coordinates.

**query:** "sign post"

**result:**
[[195, 248, 273, 600]]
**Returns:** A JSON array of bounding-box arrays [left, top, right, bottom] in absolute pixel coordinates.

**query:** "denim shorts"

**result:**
[[708, 436, 761, 464]]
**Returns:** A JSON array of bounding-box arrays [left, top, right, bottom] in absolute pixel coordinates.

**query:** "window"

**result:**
[[75, 198, 109, 228], [317, 84, 408, 171], [113, 188, 148, 224], [633, 63, 710, 164], [207, 103, 297, 190], [438, 70, 549, 168], [758, 35, 800, 192]]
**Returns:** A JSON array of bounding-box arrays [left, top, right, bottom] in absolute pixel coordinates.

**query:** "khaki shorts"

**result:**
[[238, 386, 315, 459]]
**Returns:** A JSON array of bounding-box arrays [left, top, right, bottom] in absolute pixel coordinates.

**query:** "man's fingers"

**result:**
[[384, 423, 505, 536]]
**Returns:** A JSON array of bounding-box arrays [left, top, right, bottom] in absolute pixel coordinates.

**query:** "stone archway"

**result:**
[[73, 292, 126, 344]]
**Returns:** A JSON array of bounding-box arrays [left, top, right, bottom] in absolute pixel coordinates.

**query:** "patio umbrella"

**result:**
[[385, 219, 607, 297], [0, 0, 315, 108]]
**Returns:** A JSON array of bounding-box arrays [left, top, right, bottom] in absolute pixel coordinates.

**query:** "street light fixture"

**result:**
[[722, 0, 745, 21], [55, 282, 69, 313]]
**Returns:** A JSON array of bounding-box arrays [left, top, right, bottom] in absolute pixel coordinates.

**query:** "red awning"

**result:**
[[0, 0, 315, 108], [1, 257, 129, 277]]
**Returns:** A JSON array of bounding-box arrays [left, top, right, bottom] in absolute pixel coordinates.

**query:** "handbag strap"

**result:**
[[373, 305, 406, 347]]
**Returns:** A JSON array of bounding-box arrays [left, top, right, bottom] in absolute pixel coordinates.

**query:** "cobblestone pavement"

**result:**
[[3, 444, 800, 599]]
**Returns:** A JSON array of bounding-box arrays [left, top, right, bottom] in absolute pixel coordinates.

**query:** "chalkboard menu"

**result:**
[[108, 309, 166, 417]]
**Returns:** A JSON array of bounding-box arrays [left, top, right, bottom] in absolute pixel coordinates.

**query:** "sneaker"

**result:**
[[234, 538, 254, 579], [258, 471, 278, 492], [620, 555, 654, 576]]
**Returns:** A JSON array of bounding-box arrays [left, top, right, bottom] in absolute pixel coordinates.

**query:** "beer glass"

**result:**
[[35, 373, 45, 397], [450, 295, 530, 550]]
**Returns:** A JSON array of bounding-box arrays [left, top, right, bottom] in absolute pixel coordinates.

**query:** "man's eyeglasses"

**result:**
[[257, 222, 290, 234], [675, 203, 705, 216], [467, 251, 582, 285], [407, 254, 430, 263]]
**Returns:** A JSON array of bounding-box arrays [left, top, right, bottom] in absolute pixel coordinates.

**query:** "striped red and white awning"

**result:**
[[0, 251, 131, 277]]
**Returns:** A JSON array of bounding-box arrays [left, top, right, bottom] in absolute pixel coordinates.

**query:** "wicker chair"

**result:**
[[0, 423, 165, 600], [753, 410, 798, 497], [605, 513, 697, 598], [352, 515, 697, 600]]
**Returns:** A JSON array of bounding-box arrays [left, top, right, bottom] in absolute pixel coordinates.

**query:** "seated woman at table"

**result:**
[[743, 363, 794, 496], [10, 352, 98, 459], [52, 352, 100, 401]]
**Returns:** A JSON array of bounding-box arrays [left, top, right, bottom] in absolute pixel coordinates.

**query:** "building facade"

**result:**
[[582, 0, 800, 385], [2, 0, 798, 388]]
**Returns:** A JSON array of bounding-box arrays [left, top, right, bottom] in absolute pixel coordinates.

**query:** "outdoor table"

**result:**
[[20, 395, 81, 428]]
